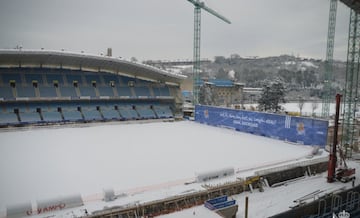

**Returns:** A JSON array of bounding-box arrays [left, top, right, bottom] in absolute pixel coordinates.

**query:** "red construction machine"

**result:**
[[327, 94, 356, 183]]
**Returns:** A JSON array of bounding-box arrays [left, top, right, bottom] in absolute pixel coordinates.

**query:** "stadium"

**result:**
[[1, 49, 354, 218]]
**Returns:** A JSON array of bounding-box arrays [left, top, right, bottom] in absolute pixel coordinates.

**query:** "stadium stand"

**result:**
[[0, 50, 186, 127], [81, 104, 103, 121], [134, 86, 151, 97], [0, 105, 19, 126], [100, 104, 122, 121], [118, 105, 139, 120], [16, 84, 36, 98], [116, 86, 133, 97], [153, 105, 173, 118], [17, 104, 42, 124], [136, 104, 157, 119], [46, 73, 65, 85], [38, 84, 58, 98], [0, 85, 14, 100], [58, 84, 78, 98]]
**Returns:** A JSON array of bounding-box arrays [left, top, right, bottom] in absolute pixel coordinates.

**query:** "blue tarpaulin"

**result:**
[[195, 105, 328, 147]]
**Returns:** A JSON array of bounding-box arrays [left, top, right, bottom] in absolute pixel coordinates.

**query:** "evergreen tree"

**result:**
[[258, 80, 286, 112]]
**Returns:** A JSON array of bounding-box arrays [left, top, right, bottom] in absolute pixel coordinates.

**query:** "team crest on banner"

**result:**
[[204, 109, 209, 119], [297, 122, 305, 135]]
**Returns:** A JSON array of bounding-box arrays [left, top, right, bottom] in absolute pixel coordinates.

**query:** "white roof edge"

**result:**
[[0, 49, 187, 80]]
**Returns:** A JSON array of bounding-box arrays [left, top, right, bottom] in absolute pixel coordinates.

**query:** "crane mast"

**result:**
[[322, 0, 338, 118], [186, 0, 231, 105]]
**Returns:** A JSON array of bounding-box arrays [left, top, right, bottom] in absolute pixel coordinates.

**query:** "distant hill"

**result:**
[[150, 54, 347, 101]]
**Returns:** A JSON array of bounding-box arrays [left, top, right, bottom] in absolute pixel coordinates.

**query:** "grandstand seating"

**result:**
[[16, 85, 36, 98], [118, 105, 139, 120], [2, 72, 22, 84], [116, 87, 133, 97], [42, 111, 63, 123], [84, 74, 102, 86], [102, 74, 119, 84], [153, 105, 173, 118], [58, 85, 78, 98], [153, 86, 170, 96], [134, 87, 151, 97], [100, 105, 122, 120], [136, 105, 156, 119], [61, 104, 83, 122], [98, 86, 114, 97], [17, 105, 42, 124], [0, 86, 14, 100], [0, 112, 19, 125], [81, 106, 103, 121], [66, 74, 83, 85], [0, 66, 177, 127], [38, 85, 58, 98], [79, 86, 96, 98], [46, 74, 64, 85], [24, 73, 44, 84]]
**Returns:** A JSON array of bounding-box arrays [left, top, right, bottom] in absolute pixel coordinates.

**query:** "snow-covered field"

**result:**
[[0, 121, 319, 217]]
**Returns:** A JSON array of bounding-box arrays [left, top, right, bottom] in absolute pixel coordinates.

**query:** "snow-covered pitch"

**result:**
[[0, 121, 316, 216]]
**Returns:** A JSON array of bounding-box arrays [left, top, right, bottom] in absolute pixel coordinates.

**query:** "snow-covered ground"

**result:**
[[0, 121, 317, 217], [160, 164, 360, 218]]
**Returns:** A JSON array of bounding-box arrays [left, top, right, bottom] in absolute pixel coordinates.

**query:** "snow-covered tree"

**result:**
[[258, 80, 286, 112]]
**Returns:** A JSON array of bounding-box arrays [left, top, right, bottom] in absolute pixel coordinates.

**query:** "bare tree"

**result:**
[[298, 97, 305, 116], [311, 102, 319, 117]]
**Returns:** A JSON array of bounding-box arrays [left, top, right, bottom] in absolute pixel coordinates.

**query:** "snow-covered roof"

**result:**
[[0, 49, 187, 84]]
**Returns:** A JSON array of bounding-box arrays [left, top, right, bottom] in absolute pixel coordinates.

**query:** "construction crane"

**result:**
[[341, 8, 360, 159], [186, 0, 231, 105], [322, 0, 338, 118]]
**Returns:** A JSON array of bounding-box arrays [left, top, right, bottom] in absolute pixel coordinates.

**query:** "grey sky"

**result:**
[[0, 0, 351, 61]]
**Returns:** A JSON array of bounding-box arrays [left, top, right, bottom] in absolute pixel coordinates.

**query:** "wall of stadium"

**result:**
[[195, 105, 328, 147]]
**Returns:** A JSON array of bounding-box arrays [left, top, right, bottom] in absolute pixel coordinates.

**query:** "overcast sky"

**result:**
[[0, 0, 351, 61]]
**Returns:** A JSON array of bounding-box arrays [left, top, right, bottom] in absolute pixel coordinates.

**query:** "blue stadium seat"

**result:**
[[101, 109, 121, 120], [19, 112, 41, 124], [66, 74, 83, 85], [116, 87, 133, 97], [62, 110, 83, 122], [159, 86, 170, 96], [46, 74, 64, 85], [0, 86, 14, 99], [58, 85, 78, 98], [38, 85, 57, 98], [102, 75, 119, 84], [24, 74, 44, 85], [2, 73, 22, 84], [84, 74, 101, 85], [134, 86, 150, 97], [152, 87, 161, 96], [120, 76, 134, 85], [118, 106, 139, 120], [98, 86, 114, 97], [0, 112, 19, 125], [42, 111, 63, 122], [136, 105, 156, 119], [16, 86, 36, 98], [79, 86, 96, 97], [153, 105, 173, 118], [82, 107, 103, 121]]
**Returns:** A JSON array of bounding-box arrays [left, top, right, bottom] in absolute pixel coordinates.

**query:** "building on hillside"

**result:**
[[199, 79, 244, 107]]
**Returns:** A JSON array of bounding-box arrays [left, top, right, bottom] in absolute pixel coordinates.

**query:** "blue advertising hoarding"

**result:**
[[195, 105, 328, 147]]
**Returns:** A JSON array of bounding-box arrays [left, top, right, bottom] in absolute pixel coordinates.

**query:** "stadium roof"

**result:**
[[0, 49, 186, 85], [340, 0, 360, 13]]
